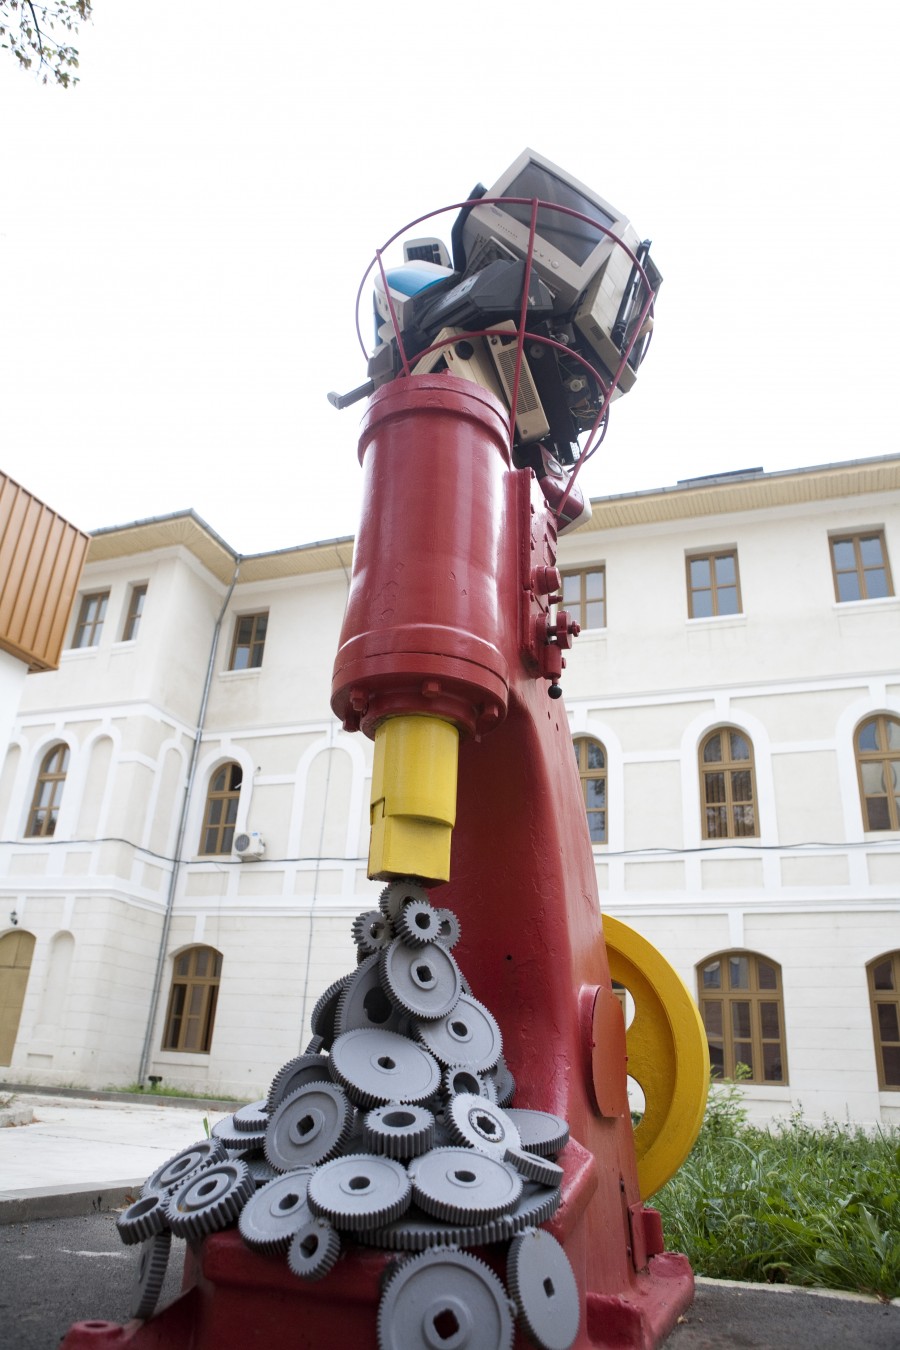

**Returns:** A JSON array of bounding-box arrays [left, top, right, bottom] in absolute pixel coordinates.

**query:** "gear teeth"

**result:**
[[432, 907, 461, 950], [377, 1249, 514, 1350], [212, 1114, 268, 1152], [394, 899, 441, 948], [238, 1172, 316, 1253], [363, 1104, 435, 1160], [493, 1184, 562, 1241], [415, 994, 503, 1072], [307, 1153, 412, 1232], [379, 878, 430, 922], [266, 1054, 331, 1112], [489, 1055, 517, 1108], [407, 1147, 522, 1226], [503, 1146, 565, 1188], [507, 1228, 580, 1350], [304, 1034, 325, 1055], [335, 953, 407, 1037], [445, 1093, 521, 1159], [116, 1192, 169, 1246], [442, 1065, 498, 1102], [232, 1099, 270, 1133], [265, 1083, 355, 1171], [165, 1160, 254, 1241], [503, 1109, 569, 1158], [131, 1231, 172, 1320], [310, 972, 354, 1048], [379, 938, 462, 1022], [351, 909, 392, 954], [288, 1216, 342, 1280], [142, 1138, 227, 1198]]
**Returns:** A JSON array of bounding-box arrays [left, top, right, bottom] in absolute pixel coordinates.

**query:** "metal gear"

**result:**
[[414, 994, 502, 1072], [362, 1180, 562, 1251], [142, 1138, 227, 1198], [266, 1053, 332, 1112], [442, 1066, 498, 1102], [376, 1248, 515, 1350], [394, 898, 442, 948], [265, 1081, 354, 1171], [116, 1192, 169, 1246], [503, 1109, 569, 1158], [352, 908, 392, 955], [503, 1146, 564, 1189], [507, 1228, 580, 1350], [487, 1055, 516, 1108], [304, 1034, 326, 1054], [380, 937, 462, 1021], [238, 1169, 316, 1253], [287, 1215, 342, 1281], [329, 1027, 441, 1108], [165, 1159, 254, 1241], [407, 1146, 522, 1225], [378, 878, 430, 922], [446, 1093, 521, 1160], [335, 953, 409, 1037], [307, 1152, 412, 1232], [211, 1115, 267, 1152], [232, 1099, 270, 1132], [130, 1230, 172, 1320], [433, 907, 461, 949], [246, 1156, 279, 1187], [310, 972, 354, 1049], [363, 1103, 435, 1160]]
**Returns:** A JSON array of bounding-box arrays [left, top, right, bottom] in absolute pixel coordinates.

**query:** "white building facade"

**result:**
[[0, 457, 898, 1128]]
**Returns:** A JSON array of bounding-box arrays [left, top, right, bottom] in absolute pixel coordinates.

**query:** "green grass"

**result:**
[[651, 1075, 900, 1300], [108, 1081, 246, 1102]]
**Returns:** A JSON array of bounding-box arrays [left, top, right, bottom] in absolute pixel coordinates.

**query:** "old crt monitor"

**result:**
[[459, 148, 648, 317]]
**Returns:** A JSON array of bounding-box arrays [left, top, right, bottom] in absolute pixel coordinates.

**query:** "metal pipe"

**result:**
[[136, 556, 242, 1084]]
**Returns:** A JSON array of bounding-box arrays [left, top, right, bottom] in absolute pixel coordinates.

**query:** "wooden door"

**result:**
[[0, 931, 36, 1065]]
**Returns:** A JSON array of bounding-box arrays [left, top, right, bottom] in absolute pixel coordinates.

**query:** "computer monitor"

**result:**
[[459, 148, 646, 316]]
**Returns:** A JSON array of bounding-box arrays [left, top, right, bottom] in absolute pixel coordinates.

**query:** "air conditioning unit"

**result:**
[[234, 831, 265, 861]]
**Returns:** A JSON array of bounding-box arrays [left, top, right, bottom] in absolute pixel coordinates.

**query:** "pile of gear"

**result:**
[[115, 880, 579, 1350]]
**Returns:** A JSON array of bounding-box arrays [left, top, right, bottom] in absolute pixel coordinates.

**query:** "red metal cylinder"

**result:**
[[331, 375, 516, 738]]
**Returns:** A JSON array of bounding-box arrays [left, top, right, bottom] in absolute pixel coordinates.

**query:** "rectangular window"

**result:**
[[121, 584, 148, 641], [229, 611, 268, 670], [70, 591, 109, 649], [561, 568, 606, 630], [686, 551, 741, 618], [830, 530, 893, 602]]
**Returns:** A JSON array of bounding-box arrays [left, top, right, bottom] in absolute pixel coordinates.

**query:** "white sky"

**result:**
[[2, 2, 897, 555]]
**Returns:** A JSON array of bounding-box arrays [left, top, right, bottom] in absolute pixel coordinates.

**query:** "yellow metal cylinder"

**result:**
[[369, 715, 459, 884]]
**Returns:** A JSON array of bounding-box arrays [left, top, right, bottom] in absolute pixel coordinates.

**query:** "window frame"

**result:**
[[120, 583, 148, 642], [560, 567, 606, 631], [867, 952, 900, 1091], [830, 529, 893, 603], [26, 743, 69, 838], [70, 590, 110, 649], [199, 762, 243, 855], [228, 610, 269, 671], [855, 714, 900, 833], [685, 549, 742, 619], [573, 735, 607, 844], [699, 726, 759, 841], [697, 950, 788, 1085], [161, 945, 222, 1054]]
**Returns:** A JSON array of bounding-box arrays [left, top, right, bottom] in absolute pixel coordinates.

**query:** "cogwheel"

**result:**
[[116, 1192, 169, 1246], [287, 1215, 342, 1281], [165, 1159, 254, 1241], [356, 1201, 468, 1252], [335, 953, 408, 1037], [432, 907, 461, 950], [265, 1081, 354, 1171], [142, 1138, 227, 1198], [380, 937, 462, 1021], [211, 1114, 267, 1152], [310, 972, 354, 1049], [446, 1093, 521, 1160], [507, 1228, 580, 1350], [304, 1034, 326, 1055], [379, 879, 430, 922], [502, 1109, 569, 1158], [266, 1053, 332, 1112], [442, 1066, 498, 1103], [394, 899, 442, 948], [307, 1152, 412, 1232], [238, 1169, 316, 1253], [131, 1230, 172, 1321], [352, 909, 392, 955], [377, 1248, 514, 1350], [414, 994, 502, 1072], [363, 1104, 435, 1160], [490, 1183, 562, 1242], [487, 1055, 516, 1108], [407, 1146, 522, 1226], [503, 1146, 564, 1189], [329, 1027, 442, 1109], [232, 1099, 270, 1133]]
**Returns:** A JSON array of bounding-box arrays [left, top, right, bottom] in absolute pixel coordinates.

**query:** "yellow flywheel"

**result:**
[[602, 913, 709, 1200]]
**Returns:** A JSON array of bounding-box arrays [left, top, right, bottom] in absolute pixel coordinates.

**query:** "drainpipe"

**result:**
[[137, 556, 242, 1085]]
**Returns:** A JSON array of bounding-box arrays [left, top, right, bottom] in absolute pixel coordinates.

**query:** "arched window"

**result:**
[[574, 737, 607, 844], [26, 743, 69, 838], [162, 946, 222, 1053], [867, 952, 900, 1090], [855, 715, 900, 832], [199, 762, 242, 854], [699, 727, 758, 840], [697, 951, 787, 1084]]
